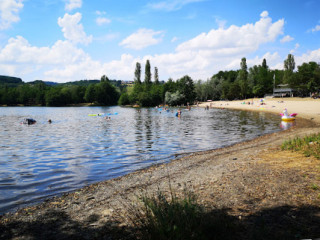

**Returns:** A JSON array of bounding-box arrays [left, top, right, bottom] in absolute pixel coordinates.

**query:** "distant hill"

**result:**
[[28, 80, 58, 86], [0, 75, 23, 87], [61, 80, 100, 86], [61, 79, 124, 87], [44, 81, 58, 86], [0, 75, 130, 88]]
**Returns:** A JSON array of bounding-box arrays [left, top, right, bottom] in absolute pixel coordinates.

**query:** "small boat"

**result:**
[[280, 109, 297, 122]]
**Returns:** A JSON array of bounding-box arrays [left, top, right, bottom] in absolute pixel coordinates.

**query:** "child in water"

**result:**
[[176, 109, 181, 117]]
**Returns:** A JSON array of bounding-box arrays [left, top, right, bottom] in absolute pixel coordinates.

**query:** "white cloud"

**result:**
[[147, 0, 204, 11], [142, 11, 285, 79], [96, 17, 111, 26], [58, 13, 92, 45], [65, 0, 82, 11], [0, 0, 23, 30], [295, 48, 320, 66], [260, 11, 269, 18], [0, 36, 87, 65], [95, 11, 111, 25], [95, 10, 106, 15], [171, 37, 178, 42], [2, 10, 320, 83], [119, 28, 164, 50], [176, 11, 284, 56], [0, 36, 98, 81], [280, 35, 294, 43], [311, 25, 320, 32], [290, 43, 300, 54], [215, 17, 227, 29]]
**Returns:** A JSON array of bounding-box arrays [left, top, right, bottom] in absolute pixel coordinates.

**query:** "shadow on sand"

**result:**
[[1, 204, 320, 240]]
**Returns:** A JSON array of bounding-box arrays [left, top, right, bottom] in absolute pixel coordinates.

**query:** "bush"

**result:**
[[118, 92, 130, 105]]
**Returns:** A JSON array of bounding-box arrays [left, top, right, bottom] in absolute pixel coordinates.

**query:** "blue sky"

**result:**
[[0, 0, 319, 82]]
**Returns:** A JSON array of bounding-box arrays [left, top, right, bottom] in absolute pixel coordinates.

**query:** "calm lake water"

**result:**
[[0, 106, 284, 214]]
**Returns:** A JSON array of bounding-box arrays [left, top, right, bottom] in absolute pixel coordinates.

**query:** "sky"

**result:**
[[0, 0, 319, 83]]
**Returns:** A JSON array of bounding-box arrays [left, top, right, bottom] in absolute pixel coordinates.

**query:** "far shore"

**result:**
[[198, 97, 320, 123], [1, 97, 320, 239]]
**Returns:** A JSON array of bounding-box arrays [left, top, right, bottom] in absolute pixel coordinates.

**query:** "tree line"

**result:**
[[195, 54, 320, 101], [0, 78, 119, 106], [118, 60, 195, 107], [1, 54, 319, 107]]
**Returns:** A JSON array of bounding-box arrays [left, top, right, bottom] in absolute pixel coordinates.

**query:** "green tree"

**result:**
[[177, 75, 195, 104], [138, 91, 152, 107], [134, 62, 141, 84], [101, 75, 109, 82], [154, 67, 159, 84], [238, 57, 248, 99], [84, 84, 96, 103], [45, 87, 65, 106], [144, 60, 151, 84], [164, 78, 177, 93], [34, 81, 46, 105], [150, 84, 163, 105], [283, 54, 295, 85], [262, 58, 267, 69], [250, 59, 272, 97], [227, 81, 241, 100], [296, 62, 320, 94], [118, 92, 130, 105], [69, 85, 85, 103], [95, 81, 119, 105]]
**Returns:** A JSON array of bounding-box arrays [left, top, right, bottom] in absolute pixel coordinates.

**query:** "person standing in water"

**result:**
[[176, 109, 182, 117]]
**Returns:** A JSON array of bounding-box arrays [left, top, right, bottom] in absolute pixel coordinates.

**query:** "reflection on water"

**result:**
[[280, 120, 296, 130], [0, 106, 283, 214]]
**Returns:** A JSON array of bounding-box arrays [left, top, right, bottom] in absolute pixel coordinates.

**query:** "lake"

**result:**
[[0, 106, 284, 214]]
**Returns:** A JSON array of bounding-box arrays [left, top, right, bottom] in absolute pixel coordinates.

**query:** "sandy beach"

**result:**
[[1, 98, 320, 239], [199, 97, 320, 123]]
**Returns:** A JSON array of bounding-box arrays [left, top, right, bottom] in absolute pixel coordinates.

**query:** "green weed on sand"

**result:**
[[137, 188, 237, 240], [281, 133, 320, 159]]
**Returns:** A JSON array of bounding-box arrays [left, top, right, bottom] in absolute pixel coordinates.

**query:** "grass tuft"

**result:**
[[310, 184, 319, 191], [136, 187, 238, 240], [281, 133, 320, 159]]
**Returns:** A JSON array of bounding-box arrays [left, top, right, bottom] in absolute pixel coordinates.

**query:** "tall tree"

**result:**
[[238, 57, 248, 99], [144, 60, 151, 84], [101, 75, 109, 82], [251, 59, 271, 97], [154, 67, 159, 84], [284, 54, 295, 72], [134, 62, 141, 84], [283, 54, 296, 85], [262, 58, 268, 69]]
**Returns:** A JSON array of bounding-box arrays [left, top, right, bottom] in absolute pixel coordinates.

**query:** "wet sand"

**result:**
[[1, 98, 320, 239]]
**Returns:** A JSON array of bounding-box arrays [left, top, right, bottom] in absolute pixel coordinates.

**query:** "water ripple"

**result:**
[[0, 106, 283, 214]]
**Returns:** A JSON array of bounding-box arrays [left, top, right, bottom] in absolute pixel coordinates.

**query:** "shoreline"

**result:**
[[198, 97, 320, 123], [1, 98, 320, 239]]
